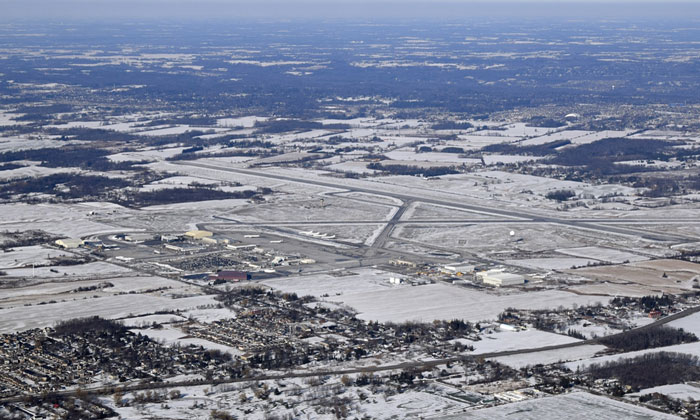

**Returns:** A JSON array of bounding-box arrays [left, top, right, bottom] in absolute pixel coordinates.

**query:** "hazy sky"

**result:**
[[3, 0, 700, 20]]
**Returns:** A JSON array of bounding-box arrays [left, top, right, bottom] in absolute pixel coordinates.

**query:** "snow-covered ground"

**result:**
[[568, 259, 700, 295], [384, 149, 480, 165], [181, 307, 235, 323], [482, 154, 545, 165], [0, 164, 78, 180], [2, 261, 132, 279], [565, 341, 700, 371], [135, 324, 243, 355], [505, 257, 598, 271], [492, 344, 607, 369], [120, 314, 187, 327], [403, 201, 508, 221], [0, 245, 72, 269], [468, 328, 581, 354], [107, 146, 187, 162], [440, 391, 681, 419], [216, 116, 268, 128], [667, 312, 700, 337], [628, 384, 700, 402], [0, 294, 217, 333], [0, 275, 184, 307], [265, 275, 609, 323], [556, 246, 650, 263], [518, 129, 594, 146], [0, 202, 128, 237]]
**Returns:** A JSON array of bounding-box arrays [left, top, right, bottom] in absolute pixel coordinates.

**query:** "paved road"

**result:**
[[367, 199, 412, 253], [174, 161, 695, 242]]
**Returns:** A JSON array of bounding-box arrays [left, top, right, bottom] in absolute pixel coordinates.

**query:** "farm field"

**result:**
[[439, 392, 681, 419]]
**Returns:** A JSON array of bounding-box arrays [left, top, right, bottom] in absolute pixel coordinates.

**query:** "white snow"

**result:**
[[492, 344, 607, 369], [0, 294, 217, 333], [628, 384, 700, 402], [216, 116, 268, 128], [469, 329, 581, 355], [441, 391, 681, 419], [566, 341, 700, 371], [265, 276, 609, 323]]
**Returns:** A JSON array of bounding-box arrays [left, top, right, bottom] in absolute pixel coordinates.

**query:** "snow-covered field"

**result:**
[[0, 245, 72, 269], [505, 257, 598, 271], [326, 160, 377, 174], [0, 135, 86, 153], [262, 268, 393, 297], [403, 202, 506, 221], [395, 223, 594, 254], [0, 202, 127, 237], [135, 324, 243, 355], [556, 246, 650, 263], [471, 170, 637, 199], [120, 314, 187, 327], [133, 125, 228, 137], [482, 154, 544, 165], [108, 146, 187, 162], [230, 194, 395, 223], [0, 111, 27, 126], [281, 223, 387, 246], [265, 275, 609, 323], [566, 341, 700, 371], [668, 311, 700, 337], [628, 384, 700, 402], [441, 391, 681, 419], [453, 134, 521, 150], [138, 175, 253, 193], [469, 328, 581, 354], [0, 275, 185, 307], [383, 149, 480, 165], [103, 378, 462, 420], [568, 259, 700, 294], [0, 294, 217, 333], [492, 344, 607, 369], [0, 164, 78, 180], [518, 129, 594, 146], [216, 116, 268, 128], [560, 129, 636, 146], [336, 284, 609, 323], [571, 282, 672, 298], [181, 307, 235, 323], [2, 261, 133, 279]]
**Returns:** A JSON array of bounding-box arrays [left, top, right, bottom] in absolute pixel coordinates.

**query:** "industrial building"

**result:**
[[200, 237, 217, 245], [441, 263, 475, 276], [477, 269, 526, 287], [184, 230, 213, 239], [55, 238, 84, 249]]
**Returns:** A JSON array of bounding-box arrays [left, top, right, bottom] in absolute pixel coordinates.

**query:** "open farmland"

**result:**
[[265, 276, 609, 323], [567, 259, 700, 295], [439, 392, 681, 420], [0, 294, 217, 333]]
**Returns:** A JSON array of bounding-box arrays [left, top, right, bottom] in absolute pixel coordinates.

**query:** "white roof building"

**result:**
[[478, 269, 525, 287], [442, 263, 475, 275], [55, 238, 84, 249], [184, 230, 213, 239]]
